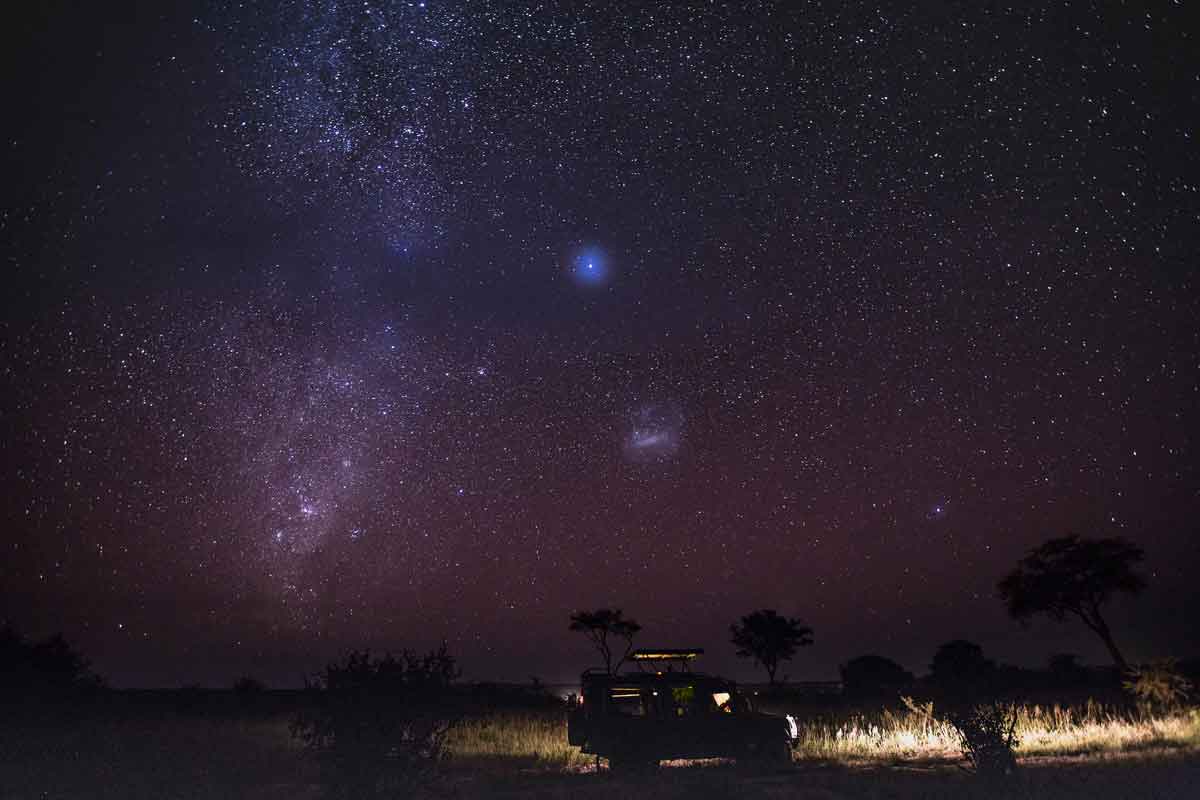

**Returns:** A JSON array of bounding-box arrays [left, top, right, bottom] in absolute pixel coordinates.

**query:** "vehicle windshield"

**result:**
[[585, 677, 753, 717]]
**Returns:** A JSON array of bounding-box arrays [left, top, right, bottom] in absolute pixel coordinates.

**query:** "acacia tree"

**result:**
[[568, 609, 642, 674], [730, 609, 813, 685], [997, 535, 1146, 670]]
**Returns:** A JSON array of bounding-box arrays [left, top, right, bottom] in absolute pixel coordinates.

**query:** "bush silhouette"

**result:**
[[233, 676, 267, 694], [929, 640, 995, 697], [1047, 653, 1088, 688], [839, 655, 914, 699], [291, 644, 461, 799], [947, 702, 1020, 782], [902, 693, 1019, 783], [0, 626, 102, 696]]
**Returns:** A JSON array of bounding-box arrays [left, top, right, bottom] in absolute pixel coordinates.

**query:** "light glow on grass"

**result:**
[[447, 712, 592, 768], [785, 703, 1200, 763], [443, 704, 1200, 769]]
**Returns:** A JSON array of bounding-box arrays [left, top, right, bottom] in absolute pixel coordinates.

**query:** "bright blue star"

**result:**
[[570, 247, 609, 286]]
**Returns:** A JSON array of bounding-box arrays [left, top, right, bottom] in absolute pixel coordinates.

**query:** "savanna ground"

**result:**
[[2, 693, 1198, 799]]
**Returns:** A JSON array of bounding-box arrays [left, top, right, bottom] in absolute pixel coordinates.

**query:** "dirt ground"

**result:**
[[13, 749, 1196, 800], [449, 752, 1200, 800]]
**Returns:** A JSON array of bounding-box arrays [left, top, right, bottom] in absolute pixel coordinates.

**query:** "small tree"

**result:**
[[729, 609, 813, 685], [568, 609, 642, 674], [998, 535, 1146, 670]]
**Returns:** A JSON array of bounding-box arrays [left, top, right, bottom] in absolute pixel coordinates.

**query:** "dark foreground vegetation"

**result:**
[[1, 692, 1198, 799], [3, 666, 1198, 799], [2, 538, 1196, 798]]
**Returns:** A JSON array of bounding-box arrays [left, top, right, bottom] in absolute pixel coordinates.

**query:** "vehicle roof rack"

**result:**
[[629, 648, 704, 672]]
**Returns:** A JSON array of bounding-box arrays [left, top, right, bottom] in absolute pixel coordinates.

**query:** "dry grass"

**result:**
[[442, 703, 1200, 768], [448, 712, 592, 769], [1014, 705, 1200, 756], [792, 702, 1200, 764]]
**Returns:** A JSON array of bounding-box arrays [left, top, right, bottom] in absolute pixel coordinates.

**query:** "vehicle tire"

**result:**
[[767, 739, 793, 766], [741, 737, 792, 770]]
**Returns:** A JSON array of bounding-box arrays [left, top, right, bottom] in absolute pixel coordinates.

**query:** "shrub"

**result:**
[[233, 676, 267, 694], [1124, 660, 1193, 712], [291, 645, 461, 799], [946, 702, 1020, 781], [903, 693, 1019, 781]]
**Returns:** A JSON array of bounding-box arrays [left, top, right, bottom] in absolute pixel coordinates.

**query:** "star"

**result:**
[[570, 247, 609, 286]]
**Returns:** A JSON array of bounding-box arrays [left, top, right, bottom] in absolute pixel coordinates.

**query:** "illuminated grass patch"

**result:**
[[442, 704, 1200, 767], [791, 702, 1200, 763], [447, 712, 592, 768]]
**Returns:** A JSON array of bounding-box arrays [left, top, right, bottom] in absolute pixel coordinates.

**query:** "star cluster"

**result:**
[[1, 1, 1197, 686]]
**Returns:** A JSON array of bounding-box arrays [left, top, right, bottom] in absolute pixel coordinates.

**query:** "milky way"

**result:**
[[3, 1, 1197, 686], [218, 1, 474, 251]]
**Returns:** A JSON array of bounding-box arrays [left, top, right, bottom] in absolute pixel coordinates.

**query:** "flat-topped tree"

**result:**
[[998, 535, 1146, 670], [569, 609, 642, 674], [730, 609, 813, 685]]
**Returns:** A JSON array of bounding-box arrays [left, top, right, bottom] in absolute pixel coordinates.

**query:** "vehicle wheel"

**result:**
[[767, 739, 793, 765], [741, 738, 792, 770]]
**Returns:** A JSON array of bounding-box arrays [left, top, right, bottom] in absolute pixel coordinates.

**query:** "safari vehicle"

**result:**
[[566, 648, 797, 771]]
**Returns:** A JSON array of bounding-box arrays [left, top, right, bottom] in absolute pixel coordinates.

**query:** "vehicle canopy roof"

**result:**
[[579, 647, 740, 690], [580, 669, 738, 691]]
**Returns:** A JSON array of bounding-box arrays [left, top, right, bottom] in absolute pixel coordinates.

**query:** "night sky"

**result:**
[[3, 1, 1197, 688]]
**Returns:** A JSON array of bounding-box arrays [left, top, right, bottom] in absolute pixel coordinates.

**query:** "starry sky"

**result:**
[[2, 1, 1198, 688]]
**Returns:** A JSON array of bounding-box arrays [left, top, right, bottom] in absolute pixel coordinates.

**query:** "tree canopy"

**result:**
[[568, 608, 642, 674], [0, 626, 102, 695], [997, 535, 1146, 669], [839, 654, 914, 697], [729, 609, 813, 685], [929, 639, 995, 691]]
